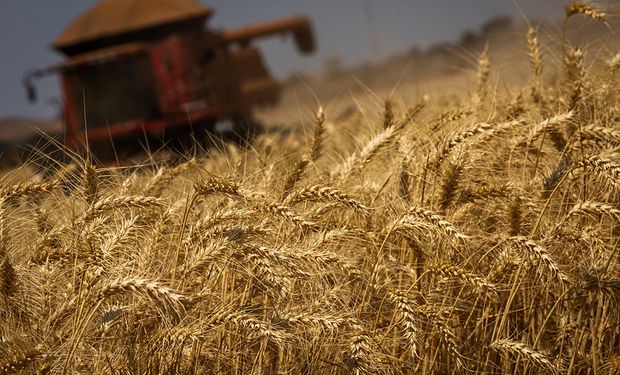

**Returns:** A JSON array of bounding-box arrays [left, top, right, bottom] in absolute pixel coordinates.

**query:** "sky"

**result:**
[[0, 0, 566, 118]]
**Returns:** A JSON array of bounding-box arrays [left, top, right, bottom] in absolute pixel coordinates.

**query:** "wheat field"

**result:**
[[1, 3, 620, 374]]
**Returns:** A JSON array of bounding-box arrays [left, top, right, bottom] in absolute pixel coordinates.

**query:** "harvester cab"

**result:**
[[24, 0, 316, 160]]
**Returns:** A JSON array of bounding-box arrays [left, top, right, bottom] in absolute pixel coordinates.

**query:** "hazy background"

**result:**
[[0, 1, 570, 118]]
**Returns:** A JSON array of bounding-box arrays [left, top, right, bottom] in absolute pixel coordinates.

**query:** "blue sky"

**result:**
[[0, 0, 566, 118]]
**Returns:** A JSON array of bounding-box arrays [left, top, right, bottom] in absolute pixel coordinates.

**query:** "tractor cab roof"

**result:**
[[53, 0, 212, 56]]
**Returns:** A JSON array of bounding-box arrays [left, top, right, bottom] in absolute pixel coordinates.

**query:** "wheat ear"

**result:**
[[85, 196, 163, 221], [527, 26, 544, 105], [575, 154, 620, 190], [427, 263, 496, 292], [434, 122, 494, 166], [281, 107, 325, 199], [143, 157, 196, 197], [0, 350, 42, 374], [256, 202, 320, 231], [580, 125, 620, 144], [0, 180, 58, 203], [96, 277, 188, 311], [281, 155, 310, 200], [286, 185, 369, 214], [82, 160, 98, 207], [476, 44, 490, 101], [509, 236, 568, 282], [0, 255, 17, 299], [210, 310, 284, 343], [195, 177, 245, 199], [565, 1, 607, 22], [395, 206, 469, 242], [552, 201, 620, 234], [336, 120, 404, 181], [491, 339, 558, 374], [564, 47, 586, 109], [347, 323, 374, 375], [309, 106, 326, 162], [388, 291, 419, 356]]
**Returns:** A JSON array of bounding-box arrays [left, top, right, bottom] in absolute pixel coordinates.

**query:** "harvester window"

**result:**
[[64, 53, 159, 129]]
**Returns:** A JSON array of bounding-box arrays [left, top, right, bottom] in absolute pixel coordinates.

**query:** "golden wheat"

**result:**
[[0, 8, 618, 373]]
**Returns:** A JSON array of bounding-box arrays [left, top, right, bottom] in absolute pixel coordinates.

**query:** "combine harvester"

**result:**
[[24, 0, 316, 161]]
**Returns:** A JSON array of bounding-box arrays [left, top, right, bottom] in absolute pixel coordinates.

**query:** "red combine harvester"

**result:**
[[24, 0, 315, 160]]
